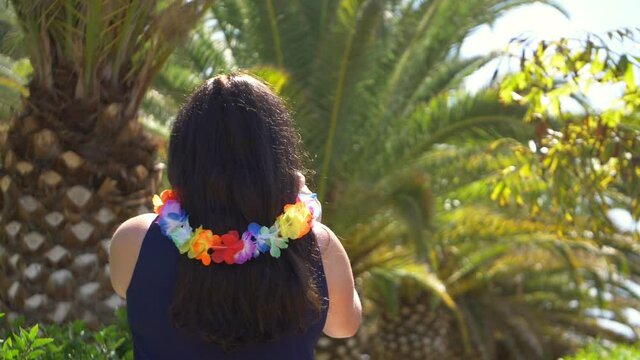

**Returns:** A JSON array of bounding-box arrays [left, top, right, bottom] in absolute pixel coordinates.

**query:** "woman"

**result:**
[[109, 73, 361, 359]]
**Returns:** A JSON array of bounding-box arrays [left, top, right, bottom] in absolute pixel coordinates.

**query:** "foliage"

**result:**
[[462, 29, 640, 357], [9, 0, 214, 118], [0, 1, 24, 60], [0, 54, 29, 120], [561, 341, 640, 360], [159, 0, 547, 227], [0, 311, 133, 360], [160, 0, 567, 199], [341, 27, 640, 358], [360, 140, 640, 358], [0, 2, 29, 120], [140, 11, 233, 134], [498, 29, 640, 224], [0, 314, 53, 360]]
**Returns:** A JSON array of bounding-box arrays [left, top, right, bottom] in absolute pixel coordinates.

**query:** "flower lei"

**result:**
[[152, 190, 320, 266]]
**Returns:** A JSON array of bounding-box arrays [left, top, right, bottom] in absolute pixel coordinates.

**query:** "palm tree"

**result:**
[[358, 137, 640, 359], [0, 0, 212, 325]]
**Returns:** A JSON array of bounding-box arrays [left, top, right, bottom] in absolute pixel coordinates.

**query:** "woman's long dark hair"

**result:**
[[167, 74, 322, 350]]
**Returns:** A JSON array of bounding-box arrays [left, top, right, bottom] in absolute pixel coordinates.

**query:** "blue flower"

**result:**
[[248, 222, 271, 256], [158, 200, 188, 236]]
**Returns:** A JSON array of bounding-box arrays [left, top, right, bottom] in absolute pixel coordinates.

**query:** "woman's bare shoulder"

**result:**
[[311, 222, 362, 337], [313, 222, 335, 255], [109, 213, 157, 298], [111, 213, 157, 249], [118, 213, 157, 230]]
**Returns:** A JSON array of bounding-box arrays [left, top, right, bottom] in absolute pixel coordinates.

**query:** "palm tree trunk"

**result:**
[[0, 95, 159, 325], [370, 298, 473, 360]]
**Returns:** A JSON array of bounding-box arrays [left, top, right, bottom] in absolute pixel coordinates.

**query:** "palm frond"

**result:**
[[0, 55, 29, 120], [9, 0, 213, 116]]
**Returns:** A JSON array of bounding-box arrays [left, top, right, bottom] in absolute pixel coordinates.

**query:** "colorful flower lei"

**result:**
[[152, 190, 320, 266]]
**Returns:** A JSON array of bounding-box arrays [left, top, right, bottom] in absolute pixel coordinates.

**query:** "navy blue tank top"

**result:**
[[126, 220, 329, 359]]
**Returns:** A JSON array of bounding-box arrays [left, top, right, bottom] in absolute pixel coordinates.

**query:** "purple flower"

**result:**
[[235, 231, 258, 264]]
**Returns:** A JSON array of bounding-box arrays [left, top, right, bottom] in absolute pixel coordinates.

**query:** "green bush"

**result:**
[[0, 314, 52, 360], [0, 311, 132, 360], [562, 342, 640, 360], [4, 311, 638, 360]]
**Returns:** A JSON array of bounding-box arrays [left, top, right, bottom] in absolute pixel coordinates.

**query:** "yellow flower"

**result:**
[[277, 200, 312, 239]]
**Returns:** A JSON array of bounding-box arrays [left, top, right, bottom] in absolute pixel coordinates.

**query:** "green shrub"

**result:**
[[562, 342, 640, 360], [0, 311, 132, 360], [0, 314, 53, 360]]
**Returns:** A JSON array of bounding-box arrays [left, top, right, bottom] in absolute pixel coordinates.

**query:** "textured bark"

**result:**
[[0, 97, 160, 325], [313, 294, 477, 360], [370, 294, 474, 360], [315, 331, 370, 360], [371, 307, 463, 359]]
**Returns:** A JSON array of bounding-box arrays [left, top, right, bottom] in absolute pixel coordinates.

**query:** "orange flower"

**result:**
[[196, 252, 212, 266], [188, 227, 215, 266], [153, 189, 178, 214]]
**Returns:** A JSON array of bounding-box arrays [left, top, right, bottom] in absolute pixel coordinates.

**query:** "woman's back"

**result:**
[[110, 74, 361, 359], [126, 219, 329, 359]]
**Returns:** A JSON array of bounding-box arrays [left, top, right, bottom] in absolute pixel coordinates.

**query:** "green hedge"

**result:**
[[2, 311, 639, 359], [0, 311, 132, 360], [561, 342, 640, 360]]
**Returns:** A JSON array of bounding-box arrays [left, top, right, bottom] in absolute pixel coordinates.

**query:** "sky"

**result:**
[[462, 0, 639, 58], [461, 0, 640, 94]]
